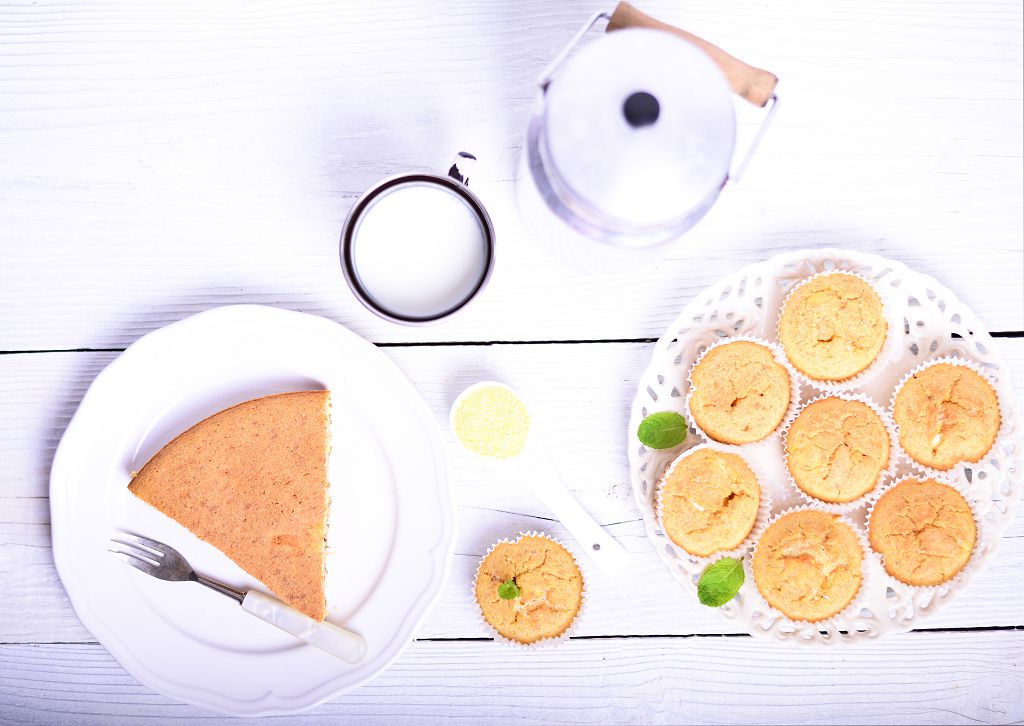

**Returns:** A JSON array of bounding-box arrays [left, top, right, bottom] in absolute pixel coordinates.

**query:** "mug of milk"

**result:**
[[340, 152, 495, 324]]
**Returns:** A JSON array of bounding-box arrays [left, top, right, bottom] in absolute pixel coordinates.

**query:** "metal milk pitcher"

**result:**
[[516, 2, 779, 273]]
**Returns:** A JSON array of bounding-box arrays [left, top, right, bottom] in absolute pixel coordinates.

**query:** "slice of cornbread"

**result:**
[[129, 390, 331, 621]]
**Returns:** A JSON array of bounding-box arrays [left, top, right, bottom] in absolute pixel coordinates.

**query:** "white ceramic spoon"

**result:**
[[450, 381, 628, 573]]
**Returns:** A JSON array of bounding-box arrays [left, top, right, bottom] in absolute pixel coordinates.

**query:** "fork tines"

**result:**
[[112, 531, 168, 555], [109, 532, 166, 575]]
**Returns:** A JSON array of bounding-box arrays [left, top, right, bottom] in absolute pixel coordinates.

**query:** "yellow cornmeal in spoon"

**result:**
[[453, 385, 530, 459]]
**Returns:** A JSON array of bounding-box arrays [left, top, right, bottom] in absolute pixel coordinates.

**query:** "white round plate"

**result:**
[[628, 249, 1022, 645], [51, 305, 455, 714]]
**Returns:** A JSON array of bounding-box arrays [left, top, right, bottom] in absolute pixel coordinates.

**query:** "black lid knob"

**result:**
[[623, 91, 660, 128]]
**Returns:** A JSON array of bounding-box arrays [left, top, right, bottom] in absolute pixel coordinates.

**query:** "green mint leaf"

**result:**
[[697, 557, 745, 607], [637, 411, 688, 449], [497, 579, 521, 600]]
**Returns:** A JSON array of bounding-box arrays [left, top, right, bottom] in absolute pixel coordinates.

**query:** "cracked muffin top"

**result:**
[[778, 272, 886, 382], [659, 448, 761, 557], [752, 509, 863, 622], [785, 396, 890, 504], [892, 361, 1000, 471], [688, 340, 792, 445], [869, 478, 976, 586], [474, 535, 583, 644]]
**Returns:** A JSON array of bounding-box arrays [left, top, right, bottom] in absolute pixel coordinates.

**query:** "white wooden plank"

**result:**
[[5, 338, 1023, 520], [0, 0, 1021, 348], [2, 633, 1022, 725], [2, 339, 1023, 643], [6, 492, 1024, 643]]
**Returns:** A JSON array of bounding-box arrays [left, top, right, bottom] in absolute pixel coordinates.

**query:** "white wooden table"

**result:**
[[2, 1, 1023, 723]]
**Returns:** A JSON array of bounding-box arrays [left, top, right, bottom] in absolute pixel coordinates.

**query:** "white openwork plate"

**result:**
[[51, 305, 455, 714], [627, 249, 1022, 645]]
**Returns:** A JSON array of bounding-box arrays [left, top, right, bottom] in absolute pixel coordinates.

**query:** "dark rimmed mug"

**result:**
[[340, 152, 496, 325]]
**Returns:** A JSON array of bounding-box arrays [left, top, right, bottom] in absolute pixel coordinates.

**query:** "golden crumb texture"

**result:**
[[689, 340, 792, 445], [786, 397, 889, 503], [753, 509, 863, 622], [893, 362, 999, 471], [778, 273, 886, 381], [474, 535, 583, 644], [869, 478, 976, 586], [660, 448, 761, 557], [128, 390, 331, 621]]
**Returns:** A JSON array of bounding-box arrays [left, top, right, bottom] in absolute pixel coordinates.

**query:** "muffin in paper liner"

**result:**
[[654, 441, 774, 566], [780, 392, 901, 514], [684, 335, 802, 449], [888, 354, 1009, 481], [775, 269, 900, 394], [745, 504, 877, 637], [863, 473, 985, 600], [471, 531, 587, 649]]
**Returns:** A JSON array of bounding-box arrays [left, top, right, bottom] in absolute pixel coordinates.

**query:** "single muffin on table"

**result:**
[[474, 534, 584, 645], [785, 396, 891, 505], [892, 361, 1000, 471], [868, 477, 976, 587], [658, 447, 762, 557], [778, 272, 887, 383], [688, 339, 792, 445], [752, 509, 864, 622]]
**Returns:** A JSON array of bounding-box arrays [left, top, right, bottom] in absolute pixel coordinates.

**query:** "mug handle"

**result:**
[[447, 151, 476, 187], [607, 2, 778, 108]]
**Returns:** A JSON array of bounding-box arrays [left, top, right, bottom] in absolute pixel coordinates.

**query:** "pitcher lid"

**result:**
[[540, 28, 736, 229]]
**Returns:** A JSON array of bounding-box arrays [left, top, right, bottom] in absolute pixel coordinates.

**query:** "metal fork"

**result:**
[[110, 532, 367, 663]]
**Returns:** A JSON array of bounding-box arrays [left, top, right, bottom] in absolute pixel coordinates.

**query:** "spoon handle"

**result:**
[[520, 452, 629, 573]]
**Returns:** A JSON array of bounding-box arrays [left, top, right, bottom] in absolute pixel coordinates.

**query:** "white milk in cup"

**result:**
[[340, 152, 495, 324]]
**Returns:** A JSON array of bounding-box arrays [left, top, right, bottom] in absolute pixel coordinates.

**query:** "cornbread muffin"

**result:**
[[753, 510, 864, 622], [786, 397, 890, 504], [778, 273, 886, 382], [869, 478, 976, 586], [893, 362, 1000, 471], [130, 391, 331, 621], [474, 535, 583, 644], [659, 448, 761, 557], [689, 340, 792, 445]]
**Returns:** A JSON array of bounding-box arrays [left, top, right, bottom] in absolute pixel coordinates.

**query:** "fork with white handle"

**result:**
[[110, 532, 367, 663]]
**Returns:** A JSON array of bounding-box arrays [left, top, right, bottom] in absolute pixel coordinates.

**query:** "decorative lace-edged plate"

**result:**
[[627, 249, 1022, 645]]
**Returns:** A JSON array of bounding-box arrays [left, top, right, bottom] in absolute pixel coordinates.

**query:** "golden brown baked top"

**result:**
[[129, 390, 331, 621], [689, 340, 792, 445], [474, 535, 583, 644], [869, 478, 976, 586], [778, 273, 886, 382], [785, 397, 890, 503], [893, 362, 1000, 471], [752, 509, 863, 622], [659, 448, 761, 557]]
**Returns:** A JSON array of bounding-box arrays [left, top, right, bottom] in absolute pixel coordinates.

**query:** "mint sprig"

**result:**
[[697, 557, 744, 607], [637, 411, 688, 449], [497, 579, 521, 600]]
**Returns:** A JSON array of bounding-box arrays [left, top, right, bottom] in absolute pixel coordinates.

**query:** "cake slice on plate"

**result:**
[[128, 390, 331, 621]]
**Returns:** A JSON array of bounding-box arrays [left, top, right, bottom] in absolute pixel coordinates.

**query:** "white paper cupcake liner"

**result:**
[[780, 392, 901, 514], [863, 474, 984, 600], [684, 335, 802, 449], [471, 531, 587, 649], [655, 441, 774, 565], [775, 269, 900, 393], [746, 504, 877, 636], [888, 355, 1010, 481]]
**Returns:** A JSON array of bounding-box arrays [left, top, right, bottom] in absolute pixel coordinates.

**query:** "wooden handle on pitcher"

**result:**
[[607, 2, 778, 107]]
